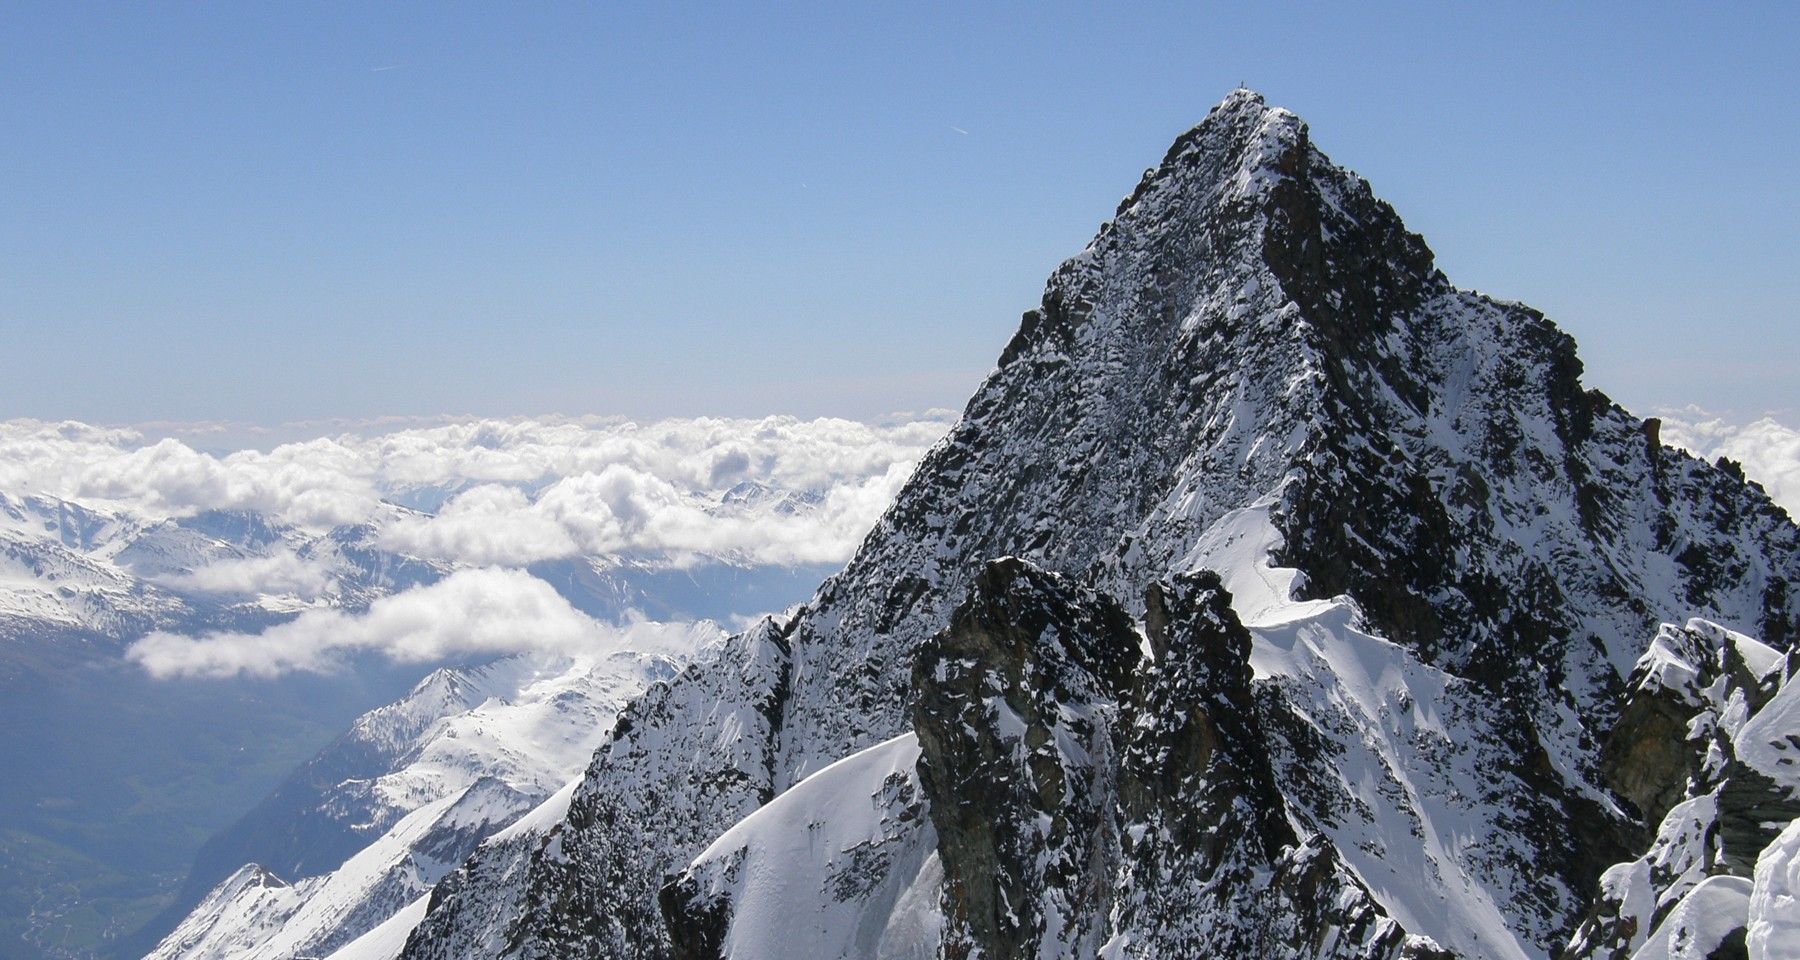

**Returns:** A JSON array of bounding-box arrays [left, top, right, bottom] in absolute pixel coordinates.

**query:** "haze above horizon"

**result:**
[[2, 2, 1794, 426]]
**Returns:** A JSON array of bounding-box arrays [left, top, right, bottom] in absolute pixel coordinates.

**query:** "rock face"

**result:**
[[394, 90, 1800, 959], [911, 559, 1139, 960], [1108, 572, 1411, 959], [910, 562, 1430, 959]]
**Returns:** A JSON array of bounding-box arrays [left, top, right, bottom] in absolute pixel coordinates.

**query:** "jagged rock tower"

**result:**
[[398, 90, 1799, 960]]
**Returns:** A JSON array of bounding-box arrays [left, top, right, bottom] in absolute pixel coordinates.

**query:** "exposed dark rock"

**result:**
[[1112, 574, 1415, 958], [911, 558, 1138, 960], [913, 564, 1421, 959], [1603, 680, 1702, 826], [657, 869, 730, 960], [1121, 572, 1292, 862], [1716, 765, 1800, 876]]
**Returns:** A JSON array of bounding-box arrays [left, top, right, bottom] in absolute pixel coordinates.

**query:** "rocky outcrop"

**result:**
[[1110, 572, 1424, 959], [1568, 620, 1800, 960], [911, 559, 1138, 959], [905, 561, 1444, 959]]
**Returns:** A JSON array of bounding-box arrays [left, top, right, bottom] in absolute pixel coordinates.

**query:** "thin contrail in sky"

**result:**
[[370, 65, 405, 72], [950, 126, 968, 135]]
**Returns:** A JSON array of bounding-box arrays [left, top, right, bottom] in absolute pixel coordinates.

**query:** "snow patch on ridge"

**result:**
[[1735, 662, 1800, 796], [324, 895, 428, 960], [1748, 820, 1800, 959], [674, 734, 942, 960], [1631, 875, 1753, 960]]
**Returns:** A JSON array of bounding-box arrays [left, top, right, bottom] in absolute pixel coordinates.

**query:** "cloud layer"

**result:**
[[2, 414, 950, 678], [0, 413, 954, 570], [374, 459, 918, 568], [127, 567, 723, 679]]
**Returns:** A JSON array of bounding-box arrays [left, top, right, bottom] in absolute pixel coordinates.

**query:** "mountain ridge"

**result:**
[[373, 89, 1800, 958]]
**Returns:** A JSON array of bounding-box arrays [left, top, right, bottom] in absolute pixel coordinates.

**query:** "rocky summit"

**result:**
[[384, 90, 1798, 959]]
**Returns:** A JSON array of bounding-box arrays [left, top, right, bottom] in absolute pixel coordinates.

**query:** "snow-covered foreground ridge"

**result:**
[[1561, 618, 1800, 960], [663, 506, 1800, 960], [335, 90, 1800, 958]]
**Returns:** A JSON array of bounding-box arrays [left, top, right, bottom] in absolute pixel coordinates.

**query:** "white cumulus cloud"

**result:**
[[0, 421, 382, 528], [126, 567, 720, 679], [4, 413, 952, 672], [152, 553, 338, 599]]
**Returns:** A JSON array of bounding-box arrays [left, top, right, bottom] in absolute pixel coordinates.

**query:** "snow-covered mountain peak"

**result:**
[[1147, 85, 1305, 195], [372, 89, 1800, 959]]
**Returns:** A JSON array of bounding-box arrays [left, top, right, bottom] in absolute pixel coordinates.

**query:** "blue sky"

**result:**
[[2, 2, 1794, 425]]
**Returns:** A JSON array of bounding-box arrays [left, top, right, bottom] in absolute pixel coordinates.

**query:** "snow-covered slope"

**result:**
[[146, 782, 534, 960], [146, 634, 715, 960], [318, 776, 587, 960], [664, 733, 941, 960], [394, 90, 1799, 959]]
